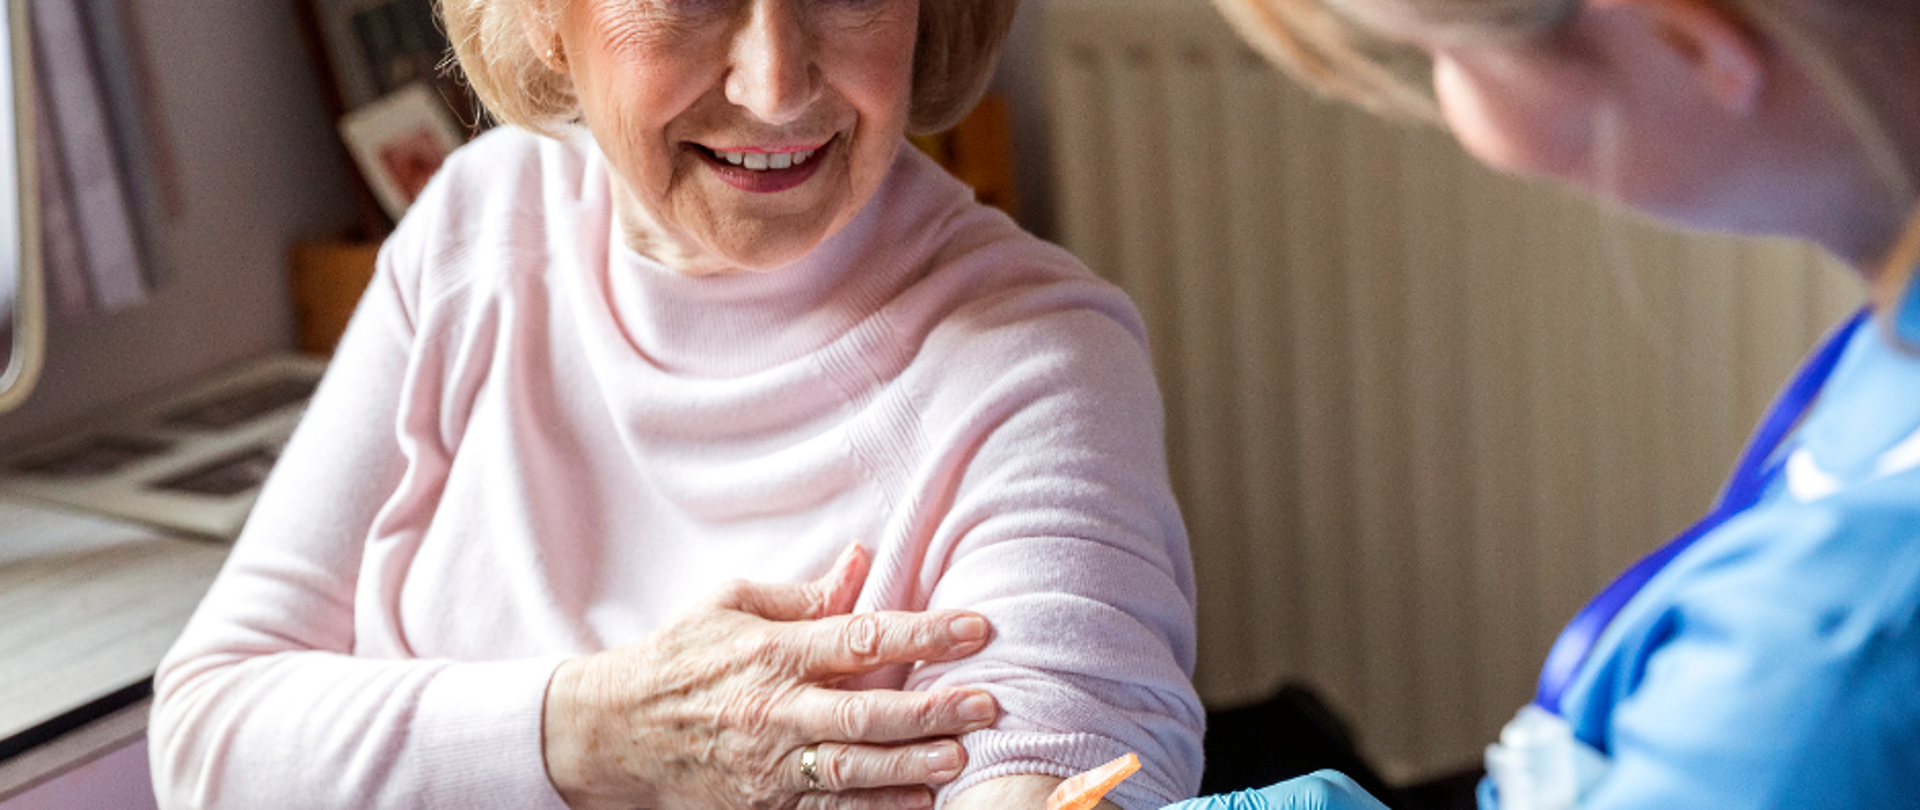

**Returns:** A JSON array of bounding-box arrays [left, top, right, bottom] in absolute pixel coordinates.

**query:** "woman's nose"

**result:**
[[725, 0, 822, 125]]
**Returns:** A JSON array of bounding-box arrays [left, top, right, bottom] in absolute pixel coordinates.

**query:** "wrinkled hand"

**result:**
[[1159, 771, 1391, 810], [542, 544, 998, 810]]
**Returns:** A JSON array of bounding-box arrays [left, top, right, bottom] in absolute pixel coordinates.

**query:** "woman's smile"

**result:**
[[555, 0, 919, 272], [693, 135, 836, 193]]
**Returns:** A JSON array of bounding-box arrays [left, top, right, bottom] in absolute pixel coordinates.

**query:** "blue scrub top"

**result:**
[[1507, 315, 1920, 808]]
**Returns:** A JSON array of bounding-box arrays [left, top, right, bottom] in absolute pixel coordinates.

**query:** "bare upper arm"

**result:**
[[943, 773, 1125, 810]]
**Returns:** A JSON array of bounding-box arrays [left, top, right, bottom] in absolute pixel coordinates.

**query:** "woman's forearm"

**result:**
[[152, 652, 565, 808]]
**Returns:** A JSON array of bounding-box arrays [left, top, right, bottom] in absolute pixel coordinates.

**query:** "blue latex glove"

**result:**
[[1158, 771, 1392, 810]]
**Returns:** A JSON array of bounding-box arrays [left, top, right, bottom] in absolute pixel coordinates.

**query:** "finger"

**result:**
[[1165, 790, 1274, 810], [793, 609, 992, 677], [717, 544, 870, 621], [1231, 771, 1388, 810], [796, 785, 936, 810], [815, 543, 869, 618], [791, 686, 997, 743], [1273, 771, 1391, 810], [786, 740, 968, 794]]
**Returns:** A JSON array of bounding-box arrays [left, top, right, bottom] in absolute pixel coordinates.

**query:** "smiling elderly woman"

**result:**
[[147, 1, 1203, 809]]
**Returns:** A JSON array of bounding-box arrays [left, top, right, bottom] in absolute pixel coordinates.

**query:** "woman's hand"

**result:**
[[542, 544, 998, 810], [1157, 771, 1391, 810]]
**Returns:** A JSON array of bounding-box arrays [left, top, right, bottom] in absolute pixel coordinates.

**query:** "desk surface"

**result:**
[[0, 496, 226, 793]]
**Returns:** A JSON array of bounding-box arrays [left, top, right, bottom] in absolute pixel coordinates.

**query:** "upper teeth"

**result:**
[[715, 148, 815, 171]]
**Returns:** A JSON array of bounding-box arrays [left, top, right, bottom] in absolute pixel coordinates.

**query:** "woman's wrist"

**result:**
[[543, 654, 647, 810]]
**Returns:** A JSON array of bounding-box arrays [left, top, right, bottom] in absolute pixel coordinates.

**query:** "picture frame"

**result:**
[[337, 82, 463, 220], [307, 0, 449, 114]]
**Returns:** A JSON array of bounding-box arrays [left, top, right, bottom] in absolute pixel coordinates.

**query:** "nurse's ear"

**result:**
[[1588, 0, 1765, 114]]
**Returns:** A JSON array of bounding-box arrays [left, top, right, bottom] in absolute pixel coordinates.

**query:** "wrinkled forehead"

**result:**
[[1322, 0, 1579, 46]]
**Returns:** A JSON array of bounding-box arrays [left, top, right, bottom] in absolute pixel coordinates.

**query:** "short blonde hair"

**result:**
[[437, 0, 1018, 137], [1215, 0, 1920, 321], [1208, 0, 1569, 119]]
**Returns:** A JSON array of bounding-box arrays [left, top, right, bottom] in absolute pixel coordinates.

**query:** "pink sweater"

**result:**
[[150, 128, 1203, 809]]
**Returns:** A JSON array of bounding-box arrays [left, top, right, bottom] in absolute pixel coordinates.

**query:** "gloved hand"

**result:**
[[1158, 770, 1393, 810]]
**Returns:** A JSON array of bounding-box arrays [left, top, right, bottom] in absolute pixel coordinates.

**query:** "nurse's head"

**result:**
[[1215, 0, 1920, 289], [441, 0, 1017, 274]]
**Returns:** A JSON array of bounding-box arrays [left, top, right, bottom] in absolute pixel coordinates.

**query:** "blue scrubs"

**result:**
[[1504, 315, 1920, 807]]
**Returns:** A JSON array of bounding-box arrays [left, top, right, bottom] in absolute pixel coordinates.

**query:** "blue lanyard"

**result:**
[[1533, 308, 1871, 720]]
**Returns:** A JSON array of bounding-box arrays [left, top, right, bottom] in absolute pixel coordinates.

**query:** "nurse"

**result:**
[[1166, 0, 1920, 807]]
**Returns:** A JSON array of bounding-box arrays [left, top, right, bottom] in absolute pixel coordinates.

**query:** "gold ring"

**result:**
[[800, 744, 825, 791]]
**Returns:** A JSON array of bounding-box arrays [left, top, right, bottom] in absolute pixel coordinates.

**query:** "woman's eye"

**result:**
[[807, 0, 895, 20], [646, 0, 732, 19]]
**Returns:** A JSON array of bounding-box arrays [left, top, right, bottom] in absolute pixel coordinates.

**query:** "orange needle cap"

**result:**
[[1046, 753, 1142, 810]]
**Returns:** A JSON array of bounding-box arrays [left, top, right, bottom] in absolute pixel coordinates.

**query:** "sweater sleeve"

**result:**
[[901, 281, 1206, 810], [147, 176, 568, 809]]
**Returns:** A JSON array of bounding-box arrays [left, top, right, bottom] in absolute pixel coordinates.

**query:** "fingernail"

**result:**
[[950, 615, 987, 643], [908, 789, 935, 810], [958, 693, 996, 723], [837, 542, 865, 567], [925, 743, 962, 774]]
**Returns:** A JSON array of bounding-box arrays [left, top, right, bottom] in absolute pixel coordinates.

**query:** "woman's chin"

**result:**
[[646, 173, 860, 273], [687, 221, 839, 274]]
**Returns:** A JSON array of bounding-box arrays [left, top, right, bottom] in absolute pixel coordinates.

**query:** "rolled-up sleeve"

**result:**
[[900, 285, 1205, 810]]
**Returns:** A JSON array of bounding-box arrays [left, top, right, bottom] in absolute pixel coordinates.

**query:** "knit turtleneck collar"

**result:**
[[600, 142, 941, 378]]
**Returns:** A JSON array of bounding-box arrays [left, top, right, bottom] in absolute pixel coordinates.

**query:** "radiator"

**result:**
[[1042, 0, 1862, 779]]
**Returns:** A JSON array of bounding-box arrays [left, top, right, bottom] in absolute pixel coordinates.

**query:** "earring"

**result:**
[[1896, 269, 1920, 348], [545, 38, 567, 71], [1882, 206, 1920, 348]]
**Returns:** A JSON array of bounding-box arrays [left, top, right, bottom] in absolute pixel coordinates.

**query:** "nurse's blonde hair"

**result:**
[[1213, 0, 1920, 321], [437, 0, 1018, 137]]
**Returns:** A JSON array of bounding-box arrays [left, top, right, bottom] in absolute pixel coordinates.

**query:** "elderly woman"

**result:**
[[147, 1, 1203, 808]]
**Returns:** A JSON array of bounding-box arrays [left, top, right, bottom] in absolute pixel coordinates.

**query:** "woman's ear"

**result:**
[[1592, 0, 1765, 113], [522, 0, 569, 75]]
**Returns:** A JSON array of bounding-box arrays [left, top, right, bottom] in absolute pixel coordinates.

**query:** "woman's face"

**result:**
[[1336, 0, 1883, 253], [1329, 0, 1632, 191], [1421, 13, 1740, 223], [551, 0, 920, 274]]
